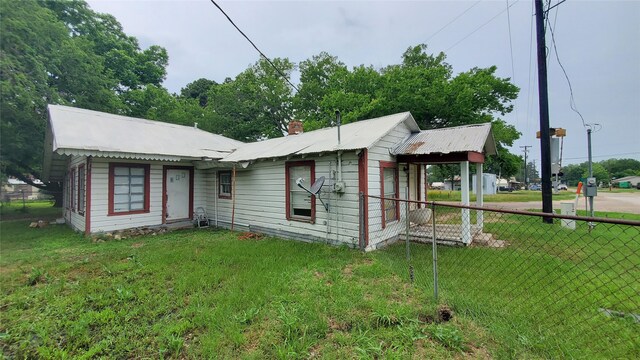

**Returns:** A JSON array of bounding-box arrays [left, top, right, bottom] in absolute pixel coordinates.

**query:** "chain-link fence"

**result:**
[[363, 193, 640, 358]]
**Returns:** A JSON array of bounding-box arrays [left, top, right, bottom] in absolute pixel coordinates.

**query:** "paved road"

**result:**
[[479, 191, 640, 214]]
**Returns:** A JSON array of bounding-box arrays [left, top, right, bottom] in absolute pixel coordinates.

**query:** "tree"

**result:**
[[0, 0, 169, 205], [207, 57, 295, 141], [563, 163, 586, 186], [529, 161, 541, 183], [180, 78, 217, 107], [583, 163, 610, 185], [292, 45, 521, 175], [599, 158, 640, 179], [428, 164, 459, 189], [294, 52, 347, 126]]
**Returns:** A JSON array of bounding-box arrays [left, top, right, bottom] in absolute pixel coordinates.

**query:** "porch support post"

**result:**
[[476, 162, 484, 230], [460, 161, 471, 245]]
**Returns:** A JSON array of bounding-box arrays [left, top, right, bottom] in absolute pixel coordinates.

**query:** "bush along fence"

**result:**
[[360, 191, 640, 358]]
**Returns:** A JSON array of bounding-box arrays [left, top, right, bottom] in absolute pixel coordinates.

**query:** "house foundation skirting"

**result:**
[[215, 221, 360, 249]]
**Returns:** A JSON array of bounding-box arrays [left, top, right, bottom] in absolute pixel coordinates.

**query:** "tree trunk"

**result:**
[[43, 182, 64, 208]]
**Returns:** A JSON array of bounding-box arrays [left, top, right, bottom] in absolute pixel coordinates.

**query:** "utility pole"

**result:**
[[535, 0, 553, 223], [520, 145, 531, 188], [585, 124, 600, 220]]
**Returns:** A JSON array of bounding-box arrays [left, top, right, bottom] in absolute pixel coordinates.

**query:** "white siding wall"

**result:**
[[212, 152, 361, 246], [64, 155, 87, 233], [89, 158, 206, 233], [366, 122, 412, 249], [203, 168, 218, 224]]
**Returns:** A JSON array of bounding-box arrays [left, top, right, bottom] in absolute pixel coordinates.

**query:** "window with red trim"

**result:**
[[285, 161, 316, 223], [70, 168, 76, 212], [65, 172, 70, 209], [109, 164, 150, 215], [78, 165, 86, 215], [380, 161, 399, 226], [218, 170, 232, 199]]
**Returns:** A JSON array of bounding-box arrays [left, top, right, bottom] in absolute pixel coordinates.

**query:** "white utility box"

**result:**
[[560, 202, 576, 230]]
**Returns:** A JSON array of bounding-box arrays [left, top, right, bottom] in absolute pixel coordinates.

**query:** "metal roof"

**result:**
[[391, 123, 497, 156], [222, 112, 419, 162], [47, 105, 243, 160]]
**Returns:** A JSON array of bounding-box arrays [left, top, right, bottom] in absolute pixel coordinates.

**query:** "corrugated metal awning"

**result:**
[[392, 123, 496, 156]]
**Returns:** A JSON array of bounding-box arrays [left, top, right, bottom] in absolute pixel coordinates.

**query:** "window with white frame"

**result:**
[[219, 171, 232, 198], [286, 161, 315, 222]]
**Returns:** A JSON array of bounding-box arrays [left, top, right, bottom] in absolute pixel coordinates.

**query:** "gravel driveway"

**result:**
[[479, 191, 640, 214]]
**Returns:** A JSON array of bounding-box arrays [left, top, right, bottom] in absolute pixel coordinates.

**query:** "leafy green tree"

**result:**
[[180, 78, 217, 107], [0, 0, 169, 205], [294, 52, 347, 126], [207, 57, 295, 141], [292, 45, 521, 176], [583, 163, 610, 185], [599, 158, 640, 179], [562, 163, 586, 186], [517, 161, 540, 183], [483, 120, 522, 178]]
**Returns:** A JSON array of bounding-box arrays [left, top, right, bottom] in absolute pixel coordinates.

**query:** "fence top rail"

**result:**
[[365, 194, 640, 227]]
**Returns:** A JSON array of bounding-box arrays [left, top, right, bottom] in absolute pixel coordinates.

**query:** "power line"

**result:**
[[545, 0, 567, 14], [425, 1, 482, 43], [506, 0, 516, 82], [525, 0, 535, 138], [505, 0, 520, 129], [446, 0, 520, 52], [209, 0, 300, 92], [545, 9, 586, 127]]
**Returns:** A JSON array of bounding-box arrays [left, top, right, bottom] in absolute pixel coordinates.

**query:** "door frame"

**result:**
[[162, 165, 194, 223]]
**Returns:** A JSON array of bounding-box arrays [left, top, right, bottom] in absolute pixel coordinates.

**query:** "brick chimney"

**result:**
[[288, 120, 303, 135]]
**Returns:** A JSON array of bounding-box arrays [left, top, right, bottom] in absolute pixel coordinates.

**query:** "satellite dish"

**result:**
[[296, 176, 329, 211], [309, 176, 325, 195]]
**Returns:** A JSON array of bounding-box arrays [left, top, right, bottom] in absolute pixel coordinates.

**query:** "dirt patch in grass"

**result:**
[[438, 305, 454, 323], [328, 318, 353, 332], [237, 232, 264, 241], [342, 264, 353, 277]]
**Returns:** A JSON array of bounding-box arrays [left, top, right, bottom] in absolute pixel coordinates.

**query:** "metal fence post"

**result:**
[[431, 202, 439, 303], [359, 192, 365, 251], [405, 187, 410, 261]]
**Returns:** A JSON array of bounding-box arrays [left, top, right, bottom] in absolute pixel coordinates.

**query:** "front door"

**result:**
[[165, 168, 190, 221]]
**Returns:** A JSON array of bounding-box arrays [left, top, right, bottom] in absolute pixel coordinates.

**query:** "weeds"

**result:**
[[430, 325, 465, 351], [26, 267, 47, 286]]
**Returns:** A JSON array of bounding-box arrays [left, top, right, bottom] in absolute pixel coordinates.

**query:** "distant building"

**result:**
[[612, 175, 640, 187], [1, 178, 43, 201]]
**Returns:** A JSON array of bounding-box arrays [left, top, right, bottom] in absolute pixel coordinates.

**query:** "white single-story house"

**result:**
[[43, 105, 496, 250]]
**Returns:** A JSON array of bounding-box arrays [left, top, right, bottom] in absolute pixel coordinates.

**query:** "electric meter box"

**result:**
[[584, 177, 597, 197]]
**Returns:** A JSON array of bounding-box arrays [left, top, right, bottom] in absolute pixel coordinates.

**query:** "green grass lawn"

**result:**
[[1, 204, 638, 358], [0, 200, 61, 221], [427, 190, 575, 202], [381, 207, 640, 359], [0, 221, 489, 359]]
